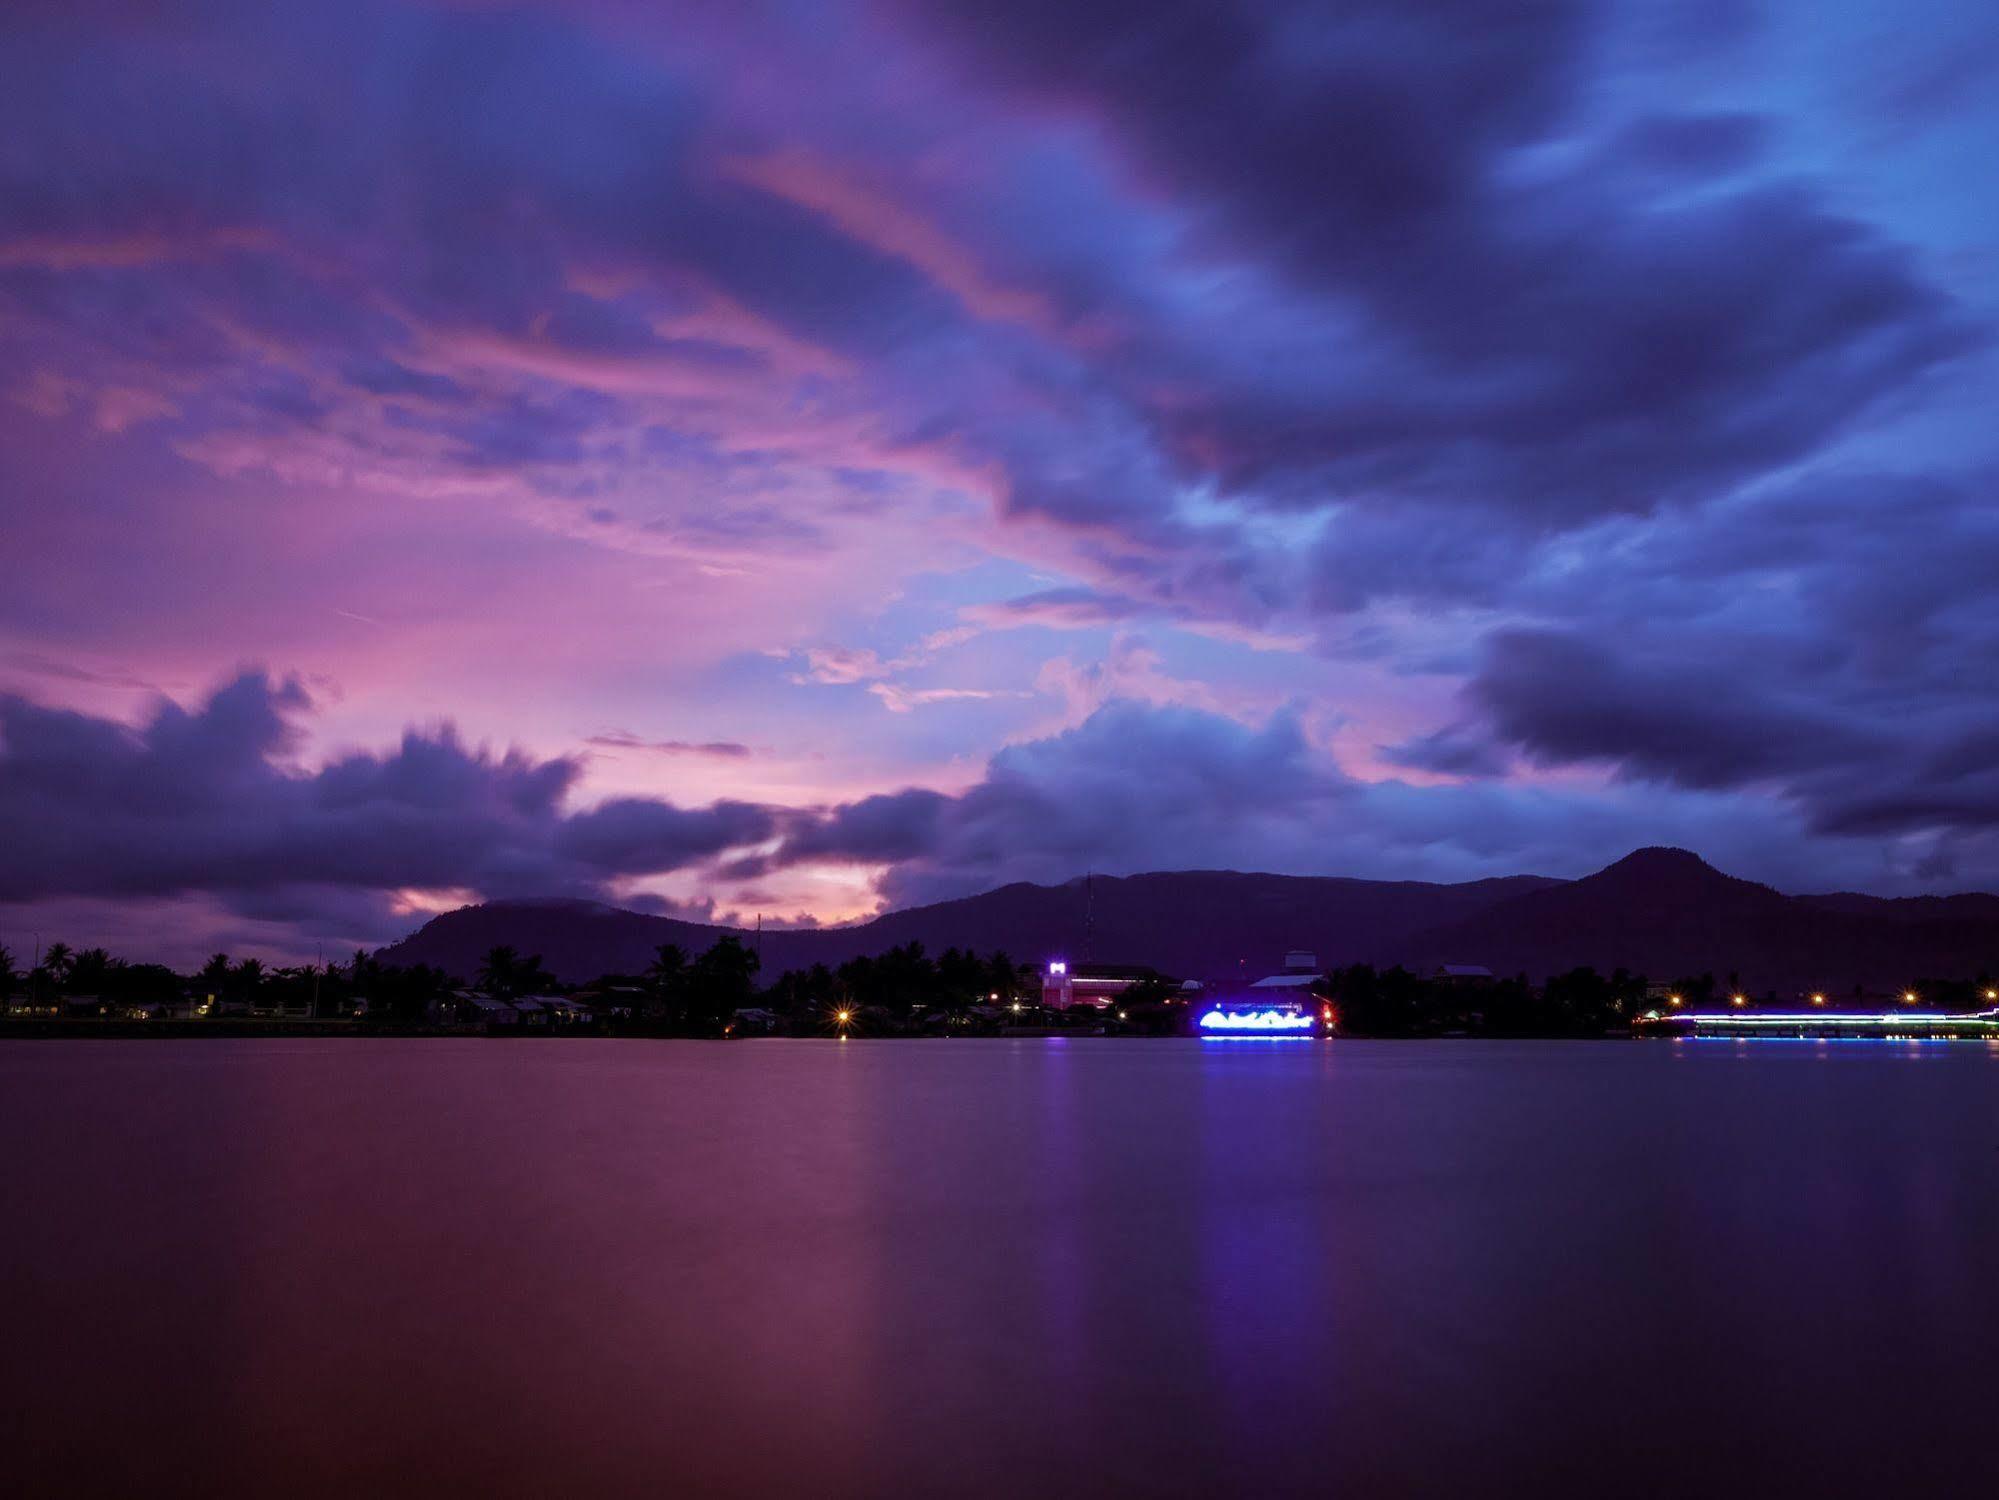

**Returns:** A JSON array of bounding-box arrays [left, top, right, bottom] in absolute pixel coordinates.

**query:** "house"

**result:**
[[1246, 950, 1325, 993], [573, 984, 644, 1021], [1248, 973, 1322, 993], [462, 994, 521, 1027], [536, 996, 594, 1025], [729, 1007, 784, 1036]]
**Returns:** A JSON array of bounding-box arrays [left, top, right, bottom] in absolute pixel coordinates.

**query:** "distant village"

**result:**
[[6, 934, 1997, 1039]]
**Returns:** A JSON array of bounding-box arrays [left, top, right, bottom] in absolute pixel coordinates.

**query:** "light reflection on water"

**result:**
[[3, 1038, 1997, 1497]]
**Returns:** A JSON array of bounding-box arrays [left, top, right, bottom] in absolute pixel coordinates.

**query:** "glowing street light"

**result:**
[[1903, 991, 1919, 1005], [1667, 994, 1682, 1007], [1810, 993, 1826, 1006], [1731, 994, 1746, 1007]]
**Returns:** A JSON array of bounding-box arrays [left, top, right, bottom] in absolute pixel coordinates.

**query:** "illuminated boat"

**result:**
[[1196, 999, 1319, 1035], [1635, 1005, 1999, 1040]]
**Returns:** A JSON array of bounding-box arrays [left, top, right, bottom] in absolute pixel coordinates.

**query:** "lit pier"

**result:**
[[1637, 1006, 1999, 1039]]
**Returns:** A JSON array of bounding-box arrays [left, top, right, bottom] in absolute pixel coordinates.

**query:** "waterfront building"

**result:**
[[1041, 961, 1183, 1011]]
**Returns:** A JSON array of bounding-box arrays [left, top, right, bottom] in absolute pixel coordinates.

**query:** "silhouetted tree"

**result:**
[[644, 944, 689, 1024], [984, 952, 1032, 1007], [365, 963, 453, 1023], [1666, 973, 1717, 1009], [40, 943, 73, 986], [1534, 967, 1644, 1035], [872, 942, 935, 1015], [477, 947, 552, 1000], [937, 947, 985, 1012], [687, 937, 759, 1033], [103, 962, 178, 1005], [197, 953, 232, 997], [1327, 964, 1428, 1036], [67, 948, 115, 995]]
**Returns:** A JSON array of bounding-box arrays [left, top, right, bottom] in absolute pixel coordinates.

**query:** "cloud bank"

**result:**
[[3, 1, 1998, 955]]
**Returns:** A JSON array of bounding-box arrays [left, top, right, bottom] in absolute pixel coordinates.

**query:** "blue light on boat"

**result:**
[[1198, 1006, 1316, 1033]]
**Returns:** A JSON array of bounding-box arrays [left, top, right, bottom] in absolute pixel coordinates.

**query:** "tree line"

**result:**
[[1, 935, 1037, 1035], [10, 936, 1992, 1037]]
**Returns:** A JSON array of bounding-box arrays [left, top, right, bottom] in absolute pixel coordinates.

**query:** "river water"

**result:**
[[3, 1037, 1996, 1497]]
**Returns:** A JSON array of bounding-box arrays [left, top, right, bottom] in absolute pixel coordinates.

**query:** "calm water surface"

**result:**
[[4, 1038, 1997, 1497]]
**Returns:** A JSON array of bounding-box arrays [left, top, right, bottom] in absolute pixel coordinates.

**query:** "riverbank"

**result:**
[[0, 1018, 1644, 1040]]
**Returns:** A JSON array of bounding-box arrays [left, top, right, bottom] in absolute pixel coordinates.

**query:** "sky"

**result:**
[[4, 0, 1999, 965]]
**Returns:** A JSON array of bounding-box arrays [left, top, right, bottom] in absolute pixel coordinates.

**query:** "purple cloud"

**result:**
[[3, 0, 1998, 956], [0, 673, 774, 909]]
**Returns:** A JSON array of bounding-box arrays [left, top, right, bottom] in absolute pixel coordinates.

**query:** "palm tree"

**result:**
[[687, 937, 760, 1032], [0, 945, 18, 1005], [68, 947, 114, 995], [512, 953, 552, 997], [646, 943, 688, 987], [41, 942, 73, 986], [641, 943, 688, 1024], [477, 946, 521, 998]]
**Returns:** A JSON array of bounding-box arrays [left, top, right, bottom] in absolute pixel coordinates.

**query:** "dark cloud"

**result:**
[[761, 700, 1352, 903], [0, 673, 775, 913], [1465, 628, 1881, 790], [1380, 727, 1511, 780], [772, 789, 951, 867], [554, 798, 776, 875], [1811, 721, 1999, 837], [753, 693, 1948, 902], [585, 732, 753, 759], [1431, 578, 1999, 850], [6, 672, 1995, 960], [891, 0, 1976, 539]]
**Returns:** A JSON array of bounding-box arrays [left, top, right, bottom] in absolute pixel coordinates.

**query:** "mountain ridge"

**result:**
[[1402, 846, 1999, 991], [376, 848, 1999, 993]]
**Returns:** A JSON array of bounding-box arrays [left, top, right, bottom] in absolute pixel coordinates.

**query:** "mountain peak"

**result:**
[[1600, 846, 1717, 877], [1581, 846, 1779, 902]]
